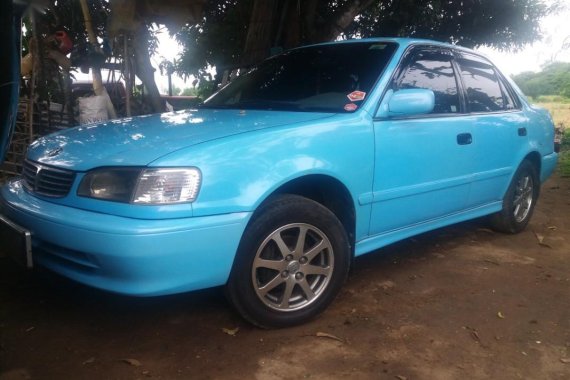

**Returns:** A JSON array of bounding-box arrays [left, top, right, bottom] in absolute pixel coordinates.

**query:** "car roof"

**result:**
[[298, 37, 491, 65], [305, 37, 478, 55]]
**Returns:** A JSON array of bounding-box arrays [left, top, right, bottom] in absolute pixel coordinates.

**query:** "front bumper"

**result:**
[[0, 179, 251, 296]]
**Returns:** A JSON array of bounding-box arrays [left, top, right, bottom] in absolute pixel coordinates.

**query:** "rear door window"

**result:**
[[457, 57, 505, 112]]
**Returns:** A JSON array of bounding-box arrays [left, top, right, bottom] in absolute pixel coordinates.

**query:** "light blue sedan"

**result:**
[[0, 38, 558, 327]]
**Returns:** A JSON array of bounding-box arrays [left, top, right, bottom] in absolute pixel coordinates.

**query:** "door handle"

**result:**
[[457, 133, 472, 145], [518, 127, 527, 136]]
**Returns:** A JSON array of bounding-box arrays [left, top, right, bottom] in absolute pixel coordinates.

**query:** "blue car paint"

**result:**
[[28, 109, 336, 171], [0, 181, 249, 296], [0, 38, 558, 296]]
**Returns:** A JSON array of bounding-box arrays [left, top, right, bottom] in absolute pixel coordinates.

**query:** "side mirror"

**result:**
[[383, 89, 435, 118]]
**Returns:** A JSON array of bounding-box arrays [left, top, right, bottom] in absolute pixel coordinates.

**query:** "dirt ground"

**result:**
[[0, 174, 569, 380]]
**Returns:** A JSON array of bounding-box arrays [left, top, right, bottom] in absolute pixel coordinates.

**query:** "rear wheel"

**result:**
[[490, 160, 539, 233], [227, 194, 350, 328]]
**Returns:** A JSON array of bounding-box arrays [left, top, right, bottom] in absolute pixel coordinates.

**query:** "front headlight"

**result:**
[[132, 168, 201, 204], [77, 167, 201, 204]]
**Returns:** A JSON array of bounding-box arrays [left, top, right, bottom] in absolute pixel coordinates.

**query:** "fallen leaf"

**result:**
[[378, 280, 396, 290], [82, 357, 96, 365], [534, 231, 545, 243], [497, 311, 506, 319], [395, 376, 408, 380], [25, 326, 35, 332], [561, 358, 570, 364], [533, 231, 553, 248], [547, 226, 557, 231], [464, 326, 481, 342], [315, 332, 345, 343], [484, 259, 500, 266], [222, 327, 239, 336], [476, 228, 495, 234], [121, 358, 142, 367]]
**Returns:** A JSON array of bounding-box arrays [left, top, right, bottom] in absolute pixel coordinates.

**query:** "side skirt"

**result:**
[[355, 201, 503, 257]]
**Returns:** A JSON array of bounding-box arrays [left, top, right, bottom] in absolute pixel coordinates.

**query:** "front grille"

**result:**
[[22, 160, 75, 197]]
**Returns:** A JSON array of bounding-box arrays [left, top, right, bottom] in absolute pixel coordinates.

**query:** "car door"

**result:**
[[454, 53, 528, 208], [369, 47, 475, 236]]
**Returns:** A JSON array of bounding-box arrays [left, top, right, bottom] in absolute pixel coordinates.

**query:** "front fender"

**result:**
[[150, 113, 375, 219]]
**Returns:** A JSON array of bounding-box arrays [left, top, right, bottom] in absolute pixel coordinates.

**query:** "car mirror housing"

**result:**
[[377, 89, 435, 118]]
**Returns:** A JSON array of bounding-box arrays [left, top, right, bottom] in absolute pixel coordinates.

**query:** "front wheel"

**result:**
[[490, 160, 539, 234], [226, 194, 350, 328]]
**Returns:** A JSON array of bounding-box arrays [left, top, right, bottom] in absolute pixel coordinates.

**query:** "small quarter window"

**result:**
[[498, 78, 517, 110], [397, 52, 460, 114]]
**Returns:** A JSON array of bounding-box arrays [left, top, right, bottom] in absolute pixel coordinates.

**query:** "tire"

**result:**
[[490, 160, 539, 234], [226, 194, 350, 328]]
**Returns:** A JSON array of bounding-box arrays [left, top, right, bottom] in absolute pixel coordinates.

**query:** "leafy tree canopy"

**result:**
[[513, 62, 570, 98], [174, 0, 560, 81]]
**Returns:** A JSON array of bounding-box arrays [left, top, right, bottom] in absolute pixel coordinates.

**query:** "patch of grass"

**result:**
[[557, 128, 570, 177], [533, 95, 570, 104], [534, 99, 570, 177], [535, 99, 570, 129], [558, 151, 570, 177]]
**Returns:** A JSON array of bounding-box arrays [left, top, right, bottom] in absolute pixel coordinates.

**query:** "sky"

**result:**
[[153, 1, 570, 92], [476, 2, 570, 76]]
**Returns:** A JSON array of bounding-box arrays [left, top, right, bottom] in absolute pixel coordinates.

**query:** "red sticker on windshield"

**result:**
[[347, 91, 366, 102], [344, 103, 358, 111]]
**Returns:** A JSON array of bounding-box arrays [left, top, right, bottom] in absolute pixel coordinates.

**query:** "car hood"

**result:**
[[26, 108, 335, 171]]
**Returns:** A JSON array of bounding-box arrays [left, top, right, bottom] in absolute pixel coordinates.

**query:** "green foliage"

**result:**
[[195, 80, 217, 100], [559, 149, 570, 177], [562, 129, 570, 150], [534, 95, 570, 104], [174, 0, 252, 79], [538, 100, 570, 176], [556, 128, 570, 177], [513, 62, 570, 98], [22, 0, 110, 104], [180, 87, 198, 96], [37, 0, 110, 47], [351, 0, 555, 50], [174, 0, 558, 81]]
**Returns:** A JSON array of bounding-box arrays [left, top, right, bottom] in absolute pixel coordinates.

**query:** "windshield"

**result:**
[[203, 41, 398, 113]]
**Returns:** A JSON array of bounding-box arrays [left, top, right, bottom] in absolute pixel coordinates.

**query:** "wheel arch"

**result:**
[[502, 151, 542, 200], [522, 151, 541, 197], [523, 151, 541, 178], [256, 174, 356, 256]]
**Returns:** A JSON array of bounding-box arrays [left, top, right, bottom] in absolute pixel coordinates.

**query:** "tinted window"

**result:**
[[458, 59, 504, 112], [498, 78, 517, 110], [397, 51, 460, 114], [203, 42, 398, 113]]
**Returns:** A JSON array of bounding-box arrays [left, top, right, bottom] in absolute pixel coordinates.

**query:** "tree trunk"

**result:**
[[79, 0, 117, 119], [241, 0, 278, 67], [314, 0, 376, 42], [240, 0, 377, 67], [133, 24, 165, 114]]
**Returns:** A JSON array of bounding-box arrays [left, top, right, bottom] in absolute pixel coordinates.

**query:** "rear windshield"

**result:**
[[202, 42, 398, 113]]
